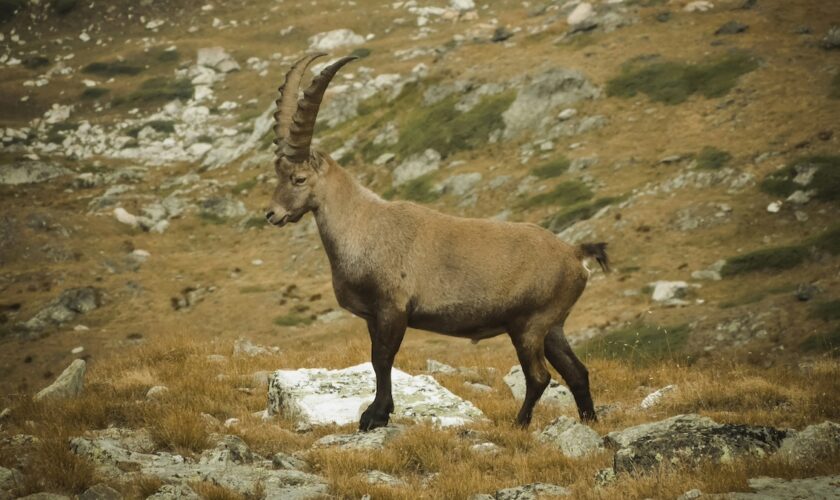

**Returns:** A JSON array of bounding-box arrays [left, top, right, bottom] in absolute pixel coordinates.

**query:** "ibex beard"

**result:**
[[267, 53, 609, 431]]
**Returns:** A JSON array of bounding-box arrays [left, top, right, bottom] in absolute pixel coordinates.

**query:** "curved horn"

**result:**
[[273, 52, 326, 156], [283, 56, 358, 163]]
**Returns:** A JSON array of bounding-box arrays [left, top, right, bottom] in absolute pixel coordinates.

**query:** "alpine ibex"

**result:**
[[266, 54, 609, 430]]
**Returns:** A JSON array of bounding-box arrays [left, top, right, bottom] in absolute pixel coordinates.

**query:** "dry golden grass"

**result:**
[[2, 331, 837, 499]]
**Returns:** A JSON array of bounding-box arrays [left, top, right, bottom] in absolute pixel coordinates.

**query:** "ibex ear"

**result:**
[[309, 151, 330, 174]]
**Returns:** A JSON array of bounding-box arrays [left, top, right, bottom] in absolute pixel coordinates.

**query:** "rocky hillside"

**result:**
[[0, 0, 839, 498]]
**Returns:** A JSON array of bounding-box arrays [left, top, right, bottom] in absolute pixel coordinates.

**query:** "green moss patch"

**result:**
[[349, 47, 372, 59], [696, 146, 731, 169], [530, 157, 570, 179], [521, 180, 593, 209], [53, 0, 78, 15], [721, 245, 809, 277], [394, 90, 515, 158], [81, 87, 110, 100], [22, 55, 50, 69], [0, 0, 25, 23], [83, 60, 144, 77], [799, 329, 840, 356], [542, 196, 619, 233], [578, 323, 691, 366], [759, 155, 840, 202], [274, 313, 313, 327], [830, 73, 840, 100], [812, 300, 840, 322], [606, 51, 758, 105], [45, 122, 79, 144], [383, 174, 440, 203], [116, 77, 194, 105]]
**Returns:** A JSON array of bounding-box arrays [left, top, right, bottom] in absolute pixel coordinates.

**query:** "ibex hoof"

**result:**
[[359, 409, 390, 432]]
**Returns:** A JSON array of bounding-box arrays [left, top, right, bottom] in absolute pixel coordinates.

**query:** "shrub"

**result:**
[[799, 329, 840, 356], [53, 0, 78, 15], [578, 323, 691, 366], [0, 0, 24, 23], [530, 157, 570, 179], [156, 48, 180, 63], [118, 77, 194, 105], [812, 300, 840, 322], [759, 155, 840, 202], [607, 51, 758, 104], [543, 196, 619, 233], [814, 226, 840, 255], [81, 87, 110, 99], [521, 180, 593, 209], [274, 313, 313, 327], [22, 55, 50, 69], [696, 146, 731, 169], [720, 245, 809, 277], [83, 60, 144, 76]]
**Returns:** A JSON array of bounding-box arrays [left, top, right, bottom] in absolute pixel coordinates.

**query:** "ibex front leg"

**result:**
[[360, 307, 407, 431]]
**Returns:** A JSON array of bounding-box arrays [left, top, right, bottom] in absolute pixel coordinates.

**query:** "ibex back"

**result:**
[[266, 54, 609, 430]]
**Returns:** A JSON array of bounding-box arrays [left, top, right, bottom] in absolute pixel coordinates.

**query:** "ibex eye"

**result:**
[[291, 175, 307, 185]]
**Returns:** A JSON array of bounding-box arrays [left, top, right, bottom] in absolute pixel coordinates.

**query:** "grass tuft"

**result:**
[[274, 313, 314, 327], [720, 245, 809, 277], [542, 196, 619, 233], [116, 77, 194, 106], [81, 87, 110, 100], [53, 0, 78, 15], [799, 329, 840, 356], [521, 180, 593, 209], [578, 323, 691, 366], [83, 60, 144, 76], [530, 157, 570, 179], [812, 300, 840, 322], [696, 146, 731, 169], [606, 51, 758, 104], [759, 155, 840, 201], [830, 73, 840, 100]]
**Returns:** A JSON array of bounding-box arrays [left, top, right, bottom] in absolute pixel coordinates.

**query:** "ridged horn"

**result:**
[[283, 55, 358, 163], [273, 52, 326, 156]]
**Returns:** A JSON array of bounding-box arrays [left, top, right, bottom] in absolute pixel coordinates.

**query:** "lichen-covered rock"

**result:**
[[272, 451, 307, 470], [0, 161, 71, 185], [720, 474, 840, 499], [34, 359, 86, 401], [503, 366, 575, 408], [313, 425, 405, 451], [145, 484, 200, 500], [78, 484, 122, 500], [268, 363, 484, 428], [609, 414, 787, 473], [364, 469, 406, 487], [535, 416, 604, 458], [22, 287, 103, 332], [200, 435, 255, 465], [493, 482, 571, 499], [0, 466, 23, 492], [779, 421, 840, 462], [502, 68, 599, 139]]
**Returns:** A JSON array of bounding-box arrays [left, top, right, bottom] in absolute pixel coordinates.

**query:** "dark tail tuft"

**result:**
[[578, 242, 610, 273]]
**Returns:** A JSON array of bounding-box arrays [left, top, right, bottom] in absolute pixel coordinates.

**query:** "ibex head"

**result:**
[[266, 54, 357, 227]]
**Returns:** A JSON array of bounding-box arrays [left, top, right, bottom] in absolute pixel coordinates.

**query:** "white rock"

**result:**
[[503, 366, 575, 408], [766, 201, 782, 213], [567, 2, 594, 25], [145, 19, 165, 30], [786, 190, 813, 205], [197, 47, 240, 73], [146, 385, 170, 399], [392, 148, 441, 186], [114, 207, 138, 227], [558, 108, 577, 121], [426, 359, 458, 375], [79, 32, 91, 42], [684, 1, 714, 12], [536, 416, 604, 457], [268, 363, 485, 427], [71, 346, 84, 354], [34, 359, 86, 401], [233, 337, 271, 357], [43, 103, 73, 124], [450, 0, 475, 11], [640, 384, 676, 409], [224, 418, 240, 428], [308, 29, 365, 52], [650, 281, 689, 303]]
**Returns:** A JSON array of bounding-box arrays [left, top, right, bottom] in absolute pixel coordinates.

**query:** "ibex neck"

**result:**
[[313, 164, 380, 264]]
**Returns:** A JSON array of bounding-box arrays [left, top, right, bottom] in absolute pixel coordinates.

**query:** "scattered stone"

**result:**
[[313, 425, 405, 451], [558, 108, 577, 121], [692, 260, 725, 281], [207, 354, 227, 363], [794, 283, 820, 302], [0, 408, 10, 421], [200, 197, 247, 220], [640, 385, 677, 409], [684, 1, 714, 12], [0, 161, 71, 185], [821, 25, 840, 50], [715, 20, 748, 35], [451, 0, 475, 11], [677, 489, 702, 500], [567, 2, 596, 31], [503, 366, 575, 408], [536, 416, 604, 458], [464, 381, 493, 393], [726, 475, 840, 499], [779, 421, 840, 462], [786, 190, 813, 205], [146, 386, 169, 400], [494, 482, 571, 499], [491, 27, 514, 43], [78, 484, 122, 500], [146, 485, 200, 500], [22, 287, 103, 332], [392, 149, 441, 186], [34, 359, 86, 401], [427, 359, 458, 375], [434, 173, 482, 197], [268, 363, 484, 427], [201, 435, 254, 465], [233, 337, 272, 357], [594, 467, 616, 486], [608, 414, 787, 473], [650, 281, 690, 305], [308, 29, 365, 51], [171, 285, 215, 311], [272, 452, 306, 470], [0, 466, 23, 492], [113, 208, 138, 227], [196, 47, 240, 73], [471, 442, 502, 454], [364, 470, 406, 487]]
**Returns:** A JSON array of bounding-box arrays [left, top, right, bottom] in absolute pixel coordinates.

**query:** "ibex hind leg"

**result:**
[[509, 327, 551, 428], [544, 325, 597, 422]]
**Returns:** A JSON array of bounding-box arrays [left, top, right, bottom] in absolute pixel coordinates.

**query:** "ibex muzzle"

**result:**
[[268, 53, 608, 431]]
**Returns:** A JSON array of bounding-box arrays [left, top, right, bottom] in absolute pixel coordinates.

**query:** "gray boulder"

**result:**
[[22, 287, 103, 332], [779, 421, 840, 462], [200, 435, 254, 465], [535, 416, 603, 458], [196, 47, 240, 73], [313, 425, 405, 451], [608, 414, 787, 473], [0, 466, 22, 492], [821, 25, 840, 50], [272, 452, 307, 470], [392, 149, 441, 186], [78, 484, 122, 500], [494, 482, 571, 499], [199, 197, 246, 220], [502, 68, 599, 139], [722, 475, 840, 499], [503, 366, 575, 408], [308, 29, 364, 52], [145, 484, 200, 500], [34, 359, 86, 401], [0, 161, 71, 185]]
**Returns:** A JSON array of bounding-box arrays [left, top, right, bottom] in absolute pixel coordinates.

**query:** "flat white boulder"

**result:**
[[268, 363, 484, 427]]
